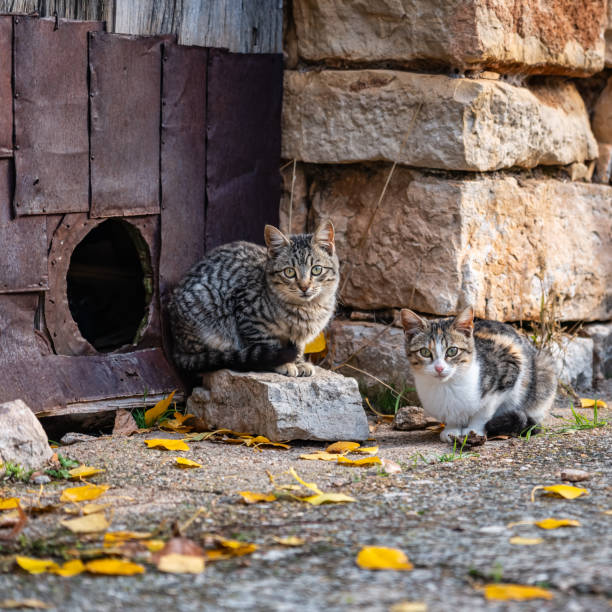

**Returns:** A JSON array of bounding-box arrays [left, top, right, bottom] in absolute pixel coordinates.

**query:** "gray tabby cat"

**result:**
[[169, 221, 339, 376], [400, 306, 556, 443]]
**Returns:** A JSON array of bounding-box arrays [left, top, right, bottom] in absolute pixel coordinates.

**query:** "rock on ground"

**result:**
[[0, 399, 52, 471], [393, 406, 439, 431], [282, 71, 597, 172], [186, 367, 369, 442], [291, 0, 606, 76], [309, 166, 612, 321], [582, 322, 612, 383]]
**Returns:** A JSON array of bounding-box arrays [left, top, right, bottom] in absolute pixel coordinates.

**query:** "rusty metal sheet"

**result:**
[[13, 17, 103, 215], [0, 159, 48, 292], [0, 17, 11, 158], [205, 49, 283, 249], [160, 43, 207, 298], [45, 213, 162, 355], [89, 32, 165, 217]]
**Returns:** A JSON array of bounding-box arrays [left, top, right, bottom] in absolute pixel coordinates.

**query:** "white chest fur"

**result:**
[[413, 360, 481, 428]]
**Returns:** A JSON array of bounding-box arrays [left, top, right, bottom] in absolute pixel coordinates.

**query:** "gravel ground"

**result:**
[[0, 397, 610, 612]]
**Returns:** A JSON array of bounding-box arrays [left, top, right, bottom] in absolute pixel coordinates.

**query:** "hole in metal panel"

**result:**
[[66, 219, 152, 352]]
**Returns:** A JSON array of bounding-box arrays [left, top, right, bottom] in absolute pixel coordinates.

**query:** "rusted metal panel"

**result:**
[[160, 43, 206, 297], [0, 17, 11, 157], [89, 32, 167, 217], [45, 213, 162, 355], [13, 17, 103, 215], [0, 159, 48, 292], [205, 49, 283, 249]]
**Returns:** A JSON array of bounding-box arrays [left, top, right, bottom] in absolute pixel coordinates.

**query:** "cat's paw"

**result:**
[[296, 362, 315, 377], [440, 428, 462, 443], [275, 362, 299, 377]]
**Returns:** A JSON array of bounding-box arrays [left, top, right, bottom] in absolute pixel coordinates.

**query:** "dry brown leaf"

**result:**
[[112, 409, 139, 436]]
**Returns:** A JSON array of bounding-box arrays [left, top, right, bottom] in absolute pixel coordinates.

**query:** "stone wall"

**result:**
[[281, 1, 612, 390]]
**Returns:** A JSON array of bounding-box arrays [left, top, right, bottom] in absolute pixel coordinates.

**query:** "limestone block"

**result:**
[[582, 322, 612, 382], [0, 399, 53, 471], [310, 166, 612, 321], [550, 337, 594, 389], [279, 162, 309, 235], [593, 76, 612, 144], [186, 367, 369, 442], [292, 0, 606, 76], [393, 406, 439, 431], [282, 70, 597, 172], [594, 143, 612, 184], [328, 320, 415, 393]]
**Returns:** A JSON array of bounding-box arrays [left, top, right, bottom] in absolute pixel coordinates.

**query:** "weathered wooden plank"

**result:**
[[160, 43, 207, 297], [206, 49, 283, 249], [0, 1, 113, 21], [0, 159, 48, 293], [0, 16, 12, 157], [89, 31, 164, 217], [13, 17, 103, 215]]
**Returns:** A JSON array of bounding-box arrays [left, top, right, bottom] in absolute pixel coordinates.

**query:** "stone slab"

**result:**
[[282, 70, 597, 172], [328, 320, 416, 395], [186, 367, 369, 442], [593, 76, 612, 144], [310, 166, 612, 321], [550, 336, 594, 389], [0, 399, 53, 471], [292, 0, 606, 76], [582, 322, 612, 383]]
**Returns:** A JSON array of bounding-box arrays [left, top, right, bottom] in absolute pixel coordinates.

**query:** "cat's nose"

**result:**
[[298, 282, 310, 293], [434, 363, 445, 374]]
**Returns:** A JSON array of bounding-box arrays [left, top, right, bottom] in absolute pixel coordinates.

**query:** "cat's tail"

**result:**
[[173, 341, 298, 373], [484, 411, 540, 438]]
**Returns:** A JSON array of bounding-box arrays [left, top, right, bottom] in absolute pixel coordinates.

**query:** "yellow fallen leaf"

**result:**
[[0, 498, 20, 510], [0, 599, 50, 609], [579, 398, 607, 409], [304, 332, 326, 354], [531, 484, 588, 502], [16, 556, 59, 574], [205, 538, 258, 559], [353, 446, 379, 455], [51, 559, 85, 577], [389, 603, 427, 612], [337, 456, 381, 467], [483, 583, 553, 601], [144, 390, 176, 426], [175, 457, 202, 469], [104, 531, 152, 546], [83, 503, 111, 515], [288, 467, 323, 495], [604, 510, 612, 515], [60, 484, 109, 503], [356, 546, 413, 571], [157, 553, 205, 574], [272, 536, 304, 546], [535, 518, 581, 530], [301, 493, 356, 505], [68, 465, 105, 479], [299, 452, 345, 461], [144, 539, 166, 552], [245, 436, 290, 449], [326, 441, 361, 453], [238, 491, 277, 504], [144, 438, 189, 451], [84, 558, 145, 576], [60, 512, 110, 534], [509, 537, 544, 545]]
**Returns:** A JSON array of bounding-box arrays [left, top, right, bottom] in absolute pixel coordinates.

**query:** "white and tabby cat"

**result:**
[[169, 221, 339, 376], [401, 306, 556, 443]]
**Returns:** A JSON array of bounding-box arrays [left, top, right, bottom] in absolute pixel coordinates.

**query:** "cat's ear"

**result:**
[[400, 309, 427, 337], [452, 306, 474, 338], [264, 225, 290, 257], [312, 220, 335, 255]]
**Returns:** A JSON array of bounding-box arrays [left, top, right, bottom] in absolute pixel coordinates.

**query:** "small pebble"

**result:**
[[559, 468, 591, 482], [32, 475, 51, 485]]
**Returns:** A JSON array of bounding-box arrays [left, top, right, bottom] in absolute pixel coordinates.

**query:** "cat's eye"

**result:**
[[311, 265, 323, 276], [418, 348, 432, 358], [446, 347, 459, 357], [283, 267, 296, 278]]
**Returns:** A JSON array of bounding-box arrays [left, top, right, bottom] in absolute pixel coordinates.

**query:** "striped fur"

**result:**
[[169, 222, 339, 376], [401, 306, 556, 443]]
